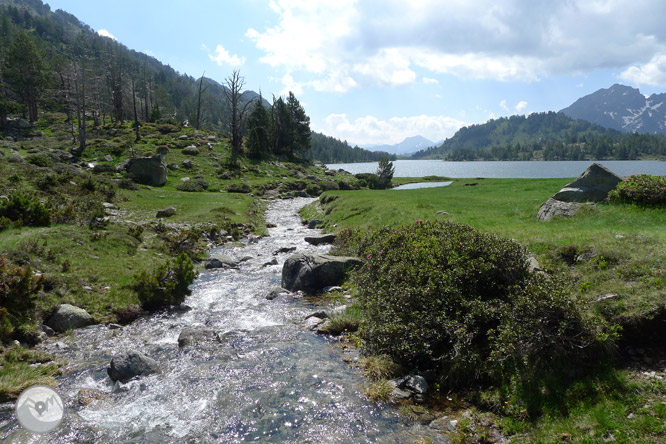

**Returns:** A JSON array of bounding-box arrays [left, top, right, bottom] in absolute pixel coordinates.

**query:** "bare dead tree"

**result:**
[[223, 69, 253, 157], [195, 71, 208, 130]]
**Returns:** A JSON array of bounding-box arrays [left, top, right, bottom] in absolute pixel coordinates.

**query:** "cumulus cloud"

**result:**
[[320, 113, 466, 146], [209, 44, 245, 67], [247, 0, 666, 91], [422, 77, 439, 84], [500, 100, 509, 112], [515, 101, 528, 112], [97, 29, 116, 40], [620, 54, 666, 86]]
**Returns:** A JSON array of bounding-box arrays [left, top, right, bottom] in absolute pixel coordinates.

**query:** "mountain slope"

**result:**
[[309, 132, 396, 163], [363, 135, 436, 155], [561, 84, 666, 135], [411, 111, 666, 161]]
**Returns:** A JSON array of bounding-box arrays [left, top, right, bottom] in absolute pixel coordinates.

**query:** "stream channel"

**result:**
[[1, 197, 446, 443]]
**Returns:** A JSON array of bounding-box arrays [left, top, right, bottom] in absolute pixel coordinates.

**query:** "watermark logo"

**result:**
[[15, 385, 64, 434]]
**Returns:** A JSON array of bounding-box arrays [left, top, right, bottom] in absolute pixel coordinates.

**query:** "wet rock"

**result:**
[[156, 207, 177, 218], [281, 253, 363, 293], [77, 388, 106, 406], [177, 326, 220, 347], [294, 190, 309, 198], [273, 246, 296, 255], [304, 316, 326, 331], [429, 416, 458, 432], [107, 351, 160, 382], [262, 258, 278, 267], [205, 255, 240, 269], [304, 234, 336, 245], [127, 155, 168, 186], [266, 287, 291, 300], [46, 304, 92, 333], [108, 323, 123, 330], [305, 311, 329, 320]]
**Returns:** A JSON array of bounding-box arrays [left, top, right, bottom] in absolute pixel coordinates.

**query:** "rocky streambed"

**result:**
[[1, 197, 447, 443]]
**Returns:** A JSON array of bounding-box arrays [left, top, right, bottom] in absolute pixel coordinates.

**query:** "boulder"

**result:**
[[205, 255, 240, 269], [156, 207, 177, 218], [156, 146, 169, 156], [182, 146, 200, 155], [537, 198, 593, 221], [46, 304, 92, 333], [552, 163, 622, 203], [273, 246, 296, 255], [177, 326, 220, 347], [40, 324, 56, 337], [266, 287, 291, 300], [304, 234, 336, 246], [281, 254, 363, 293], [107, 351, 160, 382], [127, 155, 168, 186], [16, 118, 31, 129], [182, 159, 194, 169]]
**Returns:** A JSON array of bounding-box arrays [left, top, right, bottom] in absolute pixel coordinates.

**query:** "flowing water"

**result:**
[[1, 198, 443, 443]]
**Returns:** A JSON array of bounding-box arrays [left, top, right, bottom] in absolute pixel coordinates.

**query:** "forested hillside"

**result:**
[[412, 112, 666, 161], [308, 132, 395, 163]]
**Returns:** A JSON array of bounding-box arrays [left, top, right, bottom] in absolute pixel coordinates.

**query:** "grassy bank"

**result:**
[[302, 178, 666, 443]]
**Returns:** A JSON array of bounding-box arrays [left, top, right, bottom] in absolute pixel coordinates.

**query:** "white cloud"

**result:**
[[248, 0, 666, 91], [208, 44, 245, 67], [97, 29, 116, 40], [320, 113, 466, 146], [515, 101, 528, 112], [620, 54, 666, 86], [500, 100, 509, 112], [422, 77, 439, 84]]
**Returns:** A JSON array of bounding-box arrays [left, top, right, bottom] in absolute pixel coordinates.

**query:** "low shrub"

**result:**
[[353, 220, 615, 394], [176, 179, 208, 192], [0, 256, 43, 341], [0, 192, 52, 227], [608, 174, 666, 206], [131, 253, 196, 310], [319, 305, 362, 335], [226, 183, 251, 193], [354, 173, 380, 189], [305, 183, 321, 197]]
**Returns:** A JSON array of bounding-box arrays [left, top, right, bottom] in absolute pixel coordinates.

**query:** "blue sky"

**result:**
[[44, 0, 666, 146]]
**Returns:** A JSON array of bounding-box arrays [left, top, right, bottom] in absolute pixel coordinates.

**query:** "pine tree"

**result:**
[[245, 96, 270, 159], [2, 31, 48, 122], [286, 91, 311, 154]]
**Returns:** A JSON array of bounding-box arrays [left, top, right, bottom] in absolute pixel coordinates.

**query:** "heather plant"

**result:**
[[352, 220, 615, 393], [608, 174, 666, 206]]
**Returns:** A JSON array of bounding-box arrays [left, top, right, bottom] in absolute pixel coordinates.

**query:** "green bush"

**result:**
[[0, 193, 52, 226], [305, 183, 321, 196], [352, 220, 615, 391], [608, 174, 666, 206], [354, 173, 380, 189], [226, 183, 251, 193], [176, 178, 209, 192], [0, 256, 43, 340], [131, 253, 196, 310]]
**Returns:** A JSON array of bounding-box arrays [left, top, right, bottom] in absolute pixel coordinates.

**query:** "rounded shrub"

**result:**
[[0, 192, 52, 227], [608, 174, 666, 206], [353, 220, 614, 389]]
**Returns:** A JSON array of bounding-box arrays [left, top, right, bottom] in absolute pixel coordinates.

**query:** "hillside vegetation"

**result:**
[[412, 112, 666, 161]]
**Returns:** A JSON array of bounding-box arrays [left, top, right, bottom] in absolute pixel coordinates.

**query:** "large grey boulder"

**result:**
[[304, 234, 337, 245], [537, 164, 621, 221], [177, 326, 220, 347], [107, 351, 160, 382], [552, 163, 622, 203], [281, 253, 363, 293], [205, 255, 240, 269], [537, 198, 593, 221], [127, 155, 168, 186], [46, 304, 92, 333]]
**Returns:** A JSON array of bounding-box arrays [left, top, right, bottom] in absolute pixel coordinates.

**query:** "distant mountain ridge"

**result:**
[[561, 84, 666, 135], [363, 135, 437, 155]]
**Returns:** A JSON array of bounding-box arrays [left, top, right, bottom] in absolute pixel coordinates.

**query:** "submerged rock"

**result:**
[[177, 326, 220, 347], [46, 304, 92, 333], [205, 255, 240, 269], [108, 351, 160, 382], [281, 253, 363, 293], [266, 287, 291, 300]]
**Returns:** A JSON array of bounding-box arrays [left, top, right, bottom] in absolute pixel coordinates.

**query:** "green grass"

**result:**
[[305, 178, 666, 442], [0, 346, 59, 402], [305, 178, 666, 329]]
